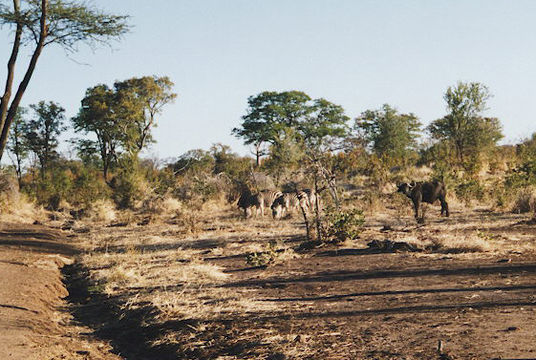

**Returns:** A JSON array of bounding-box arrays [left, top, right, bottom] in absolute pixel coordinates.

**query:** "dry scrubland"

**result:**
[[31, 188, 535, 360]]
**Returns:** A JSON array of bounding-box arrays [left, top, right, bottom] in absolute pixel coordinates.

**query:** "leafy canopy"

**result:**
[[427, 82, 503, 171], [233, 90, 349, 159], [0, 0, 130, 51], [356, 104, 421, 165]]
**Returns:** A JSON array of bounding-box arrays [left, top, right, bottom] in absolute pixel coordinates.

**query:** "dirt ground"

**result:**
[[3, 203, 536, 359], [0, 223, 119, 360]]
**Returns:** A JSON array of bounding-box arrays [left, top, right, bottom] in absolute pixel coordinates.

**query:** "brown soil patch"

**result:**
[[0, 222, 119, 360]]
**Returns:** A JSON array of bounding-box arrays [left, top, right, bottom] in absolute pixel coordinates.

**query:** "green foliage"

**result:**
[[356, 104, 421, 167], [110, 156, 146, 209], [454, 178, 485, 203], [262, 127, 305, 185], [171, 149, 215, 175], [233, 91, 349, 164], [0, 0, 130, 50], [427, 82, 503, 173], [0, 0, 130, 162], [245, 240, 279, 267], [113, 76, 177, 154], [210, 143, 251, 180], [297, 98, 349, 152], [7, 107, 29, 182], [23, 159, 109, 209], [322, 207, 365, 244], [72, 84, 119, 180], [72, 76, 176, 180], [25, 101, 66, 174]]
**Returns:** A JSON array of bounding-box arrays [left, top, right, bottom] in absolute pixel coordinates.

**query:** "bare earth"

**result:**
[[0, 223, 119, 360], [3, 204, 536, 359]]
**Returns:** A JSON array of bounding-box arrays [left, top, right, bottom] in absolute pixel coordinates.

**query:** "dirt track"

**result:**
[[0, 223, 118, 360]]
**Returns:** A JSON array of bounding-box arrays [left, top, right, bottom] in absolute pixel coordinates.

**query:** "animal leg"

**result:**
[[413, 199, 420, 219], [440, 197, 450, 217]]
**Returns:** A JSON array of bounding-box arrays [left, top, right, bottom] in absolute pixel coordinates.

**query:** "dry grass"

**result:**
[[72, 195, 536, 358], [86, 199, 117, 223], [511, 186, 536, 214], [0, 191, 46, 224], [430, 232, 494, 253]]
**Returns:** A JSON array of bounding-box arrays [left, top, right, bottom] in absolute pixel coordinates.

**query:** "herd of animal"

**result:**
[[237, 188, 317, 219], [237, 180, 450, 222]]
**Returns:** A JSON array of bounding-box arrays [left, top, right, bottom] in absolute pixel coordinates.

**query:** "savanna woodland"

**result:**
[[1, 1, 536, 360]]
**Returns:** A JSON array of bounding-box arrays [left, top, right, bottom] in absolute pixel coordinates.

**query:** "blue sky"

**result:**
[[1, 0, 536, 160]]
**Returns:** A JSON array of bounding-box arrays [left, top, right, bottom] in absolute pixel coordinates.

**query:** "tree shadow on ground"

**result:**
[[221, 263, 536, 288], [258, 283, 536, 302], [0, 227, 77, 255], [63, 263, 281, 360]]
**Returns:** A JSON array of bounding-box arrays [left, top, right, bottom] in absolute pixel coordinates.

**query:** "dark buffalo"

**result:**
[[397, 180, 449, 220]]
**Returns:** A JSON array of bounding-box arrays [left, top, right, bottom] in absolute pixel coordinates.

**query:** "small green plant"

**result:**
[[475, 229, 500, 242], [245, 240, 278, 267], [322, 207, 365, 244]]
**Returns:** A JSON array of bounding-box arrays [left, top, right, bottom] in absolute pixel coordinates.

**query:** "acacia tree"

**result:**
[[0, 0, 129, 161], [232, 91, 312, 166], [24, 100, 66, 176], [427, 82, 503, 172], [72, 76, 176, 181], [356, 104, 421, 166], [113, 76, 177, 155]]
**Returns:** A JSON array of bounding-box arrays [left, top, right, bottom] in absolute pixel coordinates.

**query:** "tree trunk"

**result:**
[[0, 0, 22, 140], [314, 173, 322, 242], [0, 0, 48, 161], [295, 186, 310, 241]]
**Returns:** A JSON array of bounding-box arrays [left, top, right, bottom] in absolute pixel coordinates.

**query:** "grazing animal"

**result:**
[[397, 180, 449, 220], [300, 188, 317, 212], [237, 191, 263, 218], [238, 189, 281, 218], [271, 192, 307, 219], [271, 189, 317, 219], [259, 189, 282, 216]]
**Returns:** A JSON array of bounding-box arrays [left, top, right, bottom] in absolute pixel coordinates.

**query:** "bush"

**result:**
[[322, 207, 365, 244], [86, 199, 117, 223], [511, 186, 536, 214], [110, 158, 151, 209], [454, 178, 485, 204]]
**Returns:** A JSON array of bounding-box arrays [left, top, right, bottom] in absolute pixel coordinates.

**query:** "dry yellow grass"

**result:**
[[511, 186, 536, 214], [71, 197, 536, 359], [86, 199, 117, 223]]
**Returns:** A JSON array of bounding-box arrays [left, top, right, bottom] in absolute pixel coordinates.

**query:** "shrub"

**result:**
[[322, 207, 365, 244], [454, 178, 485, 204], [86, 199, 117, 223], [511, 186, 536, 214], [110, 163, 150, 209]]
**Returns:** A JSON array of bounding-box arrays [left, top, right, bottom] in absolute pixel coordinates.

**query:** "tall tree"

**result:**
[[24, 100, 66, 175], [427, 82, 503, 171], [113, 76, 177, 155], [232, 91, 312, 166], [356, 104, 421, 166], [72, 76, 176, 180], [298, 98, 349, 151], [0, 0, 129, 161], [72, 84, 121, 182], [7, 107, 28, 184]]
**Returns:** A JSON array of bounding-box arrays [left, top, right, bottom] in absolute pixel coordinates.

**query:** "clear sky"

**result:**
[[1, 0, 536, 160]]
